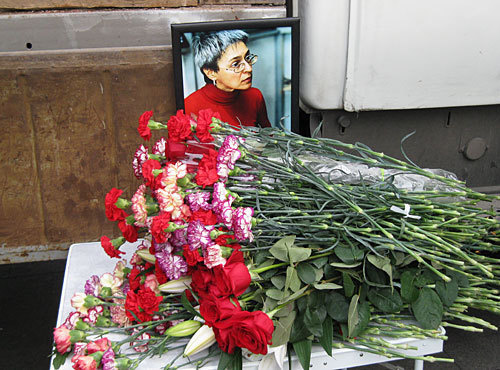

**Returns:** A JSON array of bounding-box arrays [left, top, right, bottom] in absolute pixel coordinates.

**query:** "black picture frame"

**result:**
[[171, 18, 300, 133]]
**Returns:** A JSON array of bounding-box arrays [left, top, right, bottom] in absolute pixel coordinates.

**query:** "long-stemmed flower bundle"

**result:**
[[52, 109, 500, 370]]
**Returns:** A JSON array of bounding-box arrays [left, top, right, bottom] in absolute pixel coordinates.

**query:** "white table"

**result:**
[[53, 242, 444, 369]]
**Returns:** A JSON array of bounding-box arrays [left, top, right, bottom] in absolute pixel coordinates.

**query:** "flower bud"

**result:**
[[69, 329, 87, 343], [100, 286, 113, 298], [114, 198, 131, 209], [115, 357, 135, 369], [74, 319, 91, 331], [84, 295, 104, 308], [136, 249, 156, 264], [158, 276, 192, 293], [183, 324, 216, 357], [165, 320, 201, 337], [96, 316, 114, 327]]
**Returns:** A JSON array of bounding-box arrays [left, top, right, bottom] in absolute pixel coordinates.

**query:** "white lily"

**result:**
[[183, 324, 216, 357], [158, 276, 192, 293], [136, 249, 156, 263]]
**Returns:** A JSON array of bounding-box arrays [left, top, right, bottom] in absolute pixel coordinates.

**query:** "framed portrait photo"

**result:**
[[171, 18, 300, 133]]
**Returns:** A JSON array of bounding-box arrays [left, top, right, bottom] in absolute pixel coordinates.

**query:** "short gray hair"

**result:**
[[192, 30, 249, 73]]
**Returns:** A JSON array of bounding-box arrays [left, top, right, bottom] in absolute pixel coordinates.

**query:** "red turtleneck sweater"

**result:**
[[184, 84, 272, 128]]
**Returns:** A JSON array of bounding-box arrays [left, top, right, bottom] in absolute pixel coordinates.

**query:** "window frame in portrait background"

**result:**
[[171, 17, 300, 133]]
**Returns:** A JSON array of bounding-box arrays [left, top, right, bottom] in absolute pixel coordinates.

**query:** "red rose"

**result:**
[[105, 188, 128, 221], [166, 139, 187, 160], [200, 296, 241, 327], [150, 212, 172, 243], [190, 210, 217, 225], [195, 149, 219, 188], [128, 267, 143, 291], [167, 110, 193, 142], [118, 219, 138, 242], [209, 250, 250, 298], [183, 245, 204, 266], [196, 109, 220, 143], [155, 261, 168, 284], [100, 236, 125, 258], [138, 110, 153, 141], [213, 310, 274, 355], [190, 265, 213, 297], [142, 159, 162, 190], [125, 287, 163, 323]]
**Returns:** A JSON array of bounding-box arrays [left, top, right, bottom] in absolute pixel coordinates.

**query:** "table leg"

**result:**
[[414, 359, 424, 370]]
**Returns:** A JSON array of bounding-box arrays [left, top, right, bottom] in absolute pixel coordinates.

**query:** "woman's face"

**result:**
[[207, 41, 253, 92]]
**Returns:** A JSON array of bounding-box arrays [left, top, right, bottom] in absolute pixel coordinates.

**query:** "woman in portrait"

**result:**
[[184, 30, 272, 128]]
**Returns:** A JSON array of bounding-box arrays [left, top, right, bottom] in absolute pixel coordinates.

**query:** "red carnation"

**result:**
[[125, 286, 163, 323], [166, 139, 187, 160], [128, 267, 143, 291], [196, 109, 220, 143], [141, 159, 162, 190], [155, 261, 168, 284], [105, 188, 127, 221], [195, 149, 219, 188], [118, 219, 138, 242], [190, 210, 217, 225], [138, 110, 153, 141], [150, 212, 172, 243], [183, 245, 204, 266], [167, 110, 193, 142], [100, 236, 125, 258]]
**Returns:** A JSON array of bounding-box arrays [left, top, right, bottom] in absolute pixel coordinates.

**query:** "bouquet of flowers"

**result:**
[[52, 109, 500, 370]]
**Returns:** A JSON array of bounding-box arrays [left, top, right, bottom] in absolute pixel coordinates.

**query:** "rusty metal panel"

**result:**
[[0, 72, 45, 247], [0, 47, 175, 262]]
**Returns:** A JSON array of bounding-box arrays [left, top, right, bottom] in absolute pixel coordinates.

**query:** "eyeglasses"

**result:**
[[225, 54, 258, 73]]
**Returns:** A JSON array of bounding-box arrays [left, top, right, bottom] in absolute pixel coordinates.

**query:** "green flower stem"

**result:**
[[441, 322, 483, 332], [443, 311, 498, 330], [250, 262, 288, 274]]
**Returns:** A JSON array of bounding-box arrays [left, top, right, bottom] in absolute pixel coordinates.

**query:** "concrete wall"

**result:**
[[0, 3, 286, 263]]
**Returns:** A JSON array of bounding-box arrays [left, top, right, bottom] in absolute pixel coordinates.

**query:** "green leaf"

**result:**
[[393, 251, 415, 267], [311, 256, 329, 269], [446, 268, 470, 287], [292, 340, 312, 370], [297, 262, 317, 284], [319, 316, 333, 356], [325, 292, 349, 323], [330, 262, 362, 268], [335, 244, 364, 264], [343, 271, 355, 297], [313, 282, 343, 290], [412, 287, 443, 330], [269, 235, 296, 262], [285, 266, 301, 293], [290, 312, 311, 343], [266, 288, 284, 301], [367, 288, 403, 313], [52, 353, 67, 369], [289, 246, 312, 264], [272, 311, 297, 346], [271, 275, 286, 290], [414, 269, 439, 287], [218, 347, 242, 370], [181, 291, 201, 318], [278, 284, 308, 305], [349, 299, 370, 338], [401, 270, 420, 303], [367, 254, 393, 286], [304, 306, 325, 337], [263, 296, 278, 313], [347, 294, 360, 338], [435, 279, 458, 307]]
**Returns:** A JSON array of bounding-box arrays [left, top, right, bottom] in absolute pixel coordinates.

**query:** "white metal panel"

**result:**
[[344, 0, 500, 111], [298, 0, 350, 110]]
